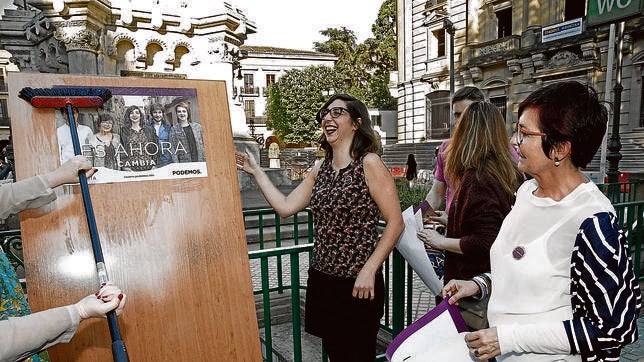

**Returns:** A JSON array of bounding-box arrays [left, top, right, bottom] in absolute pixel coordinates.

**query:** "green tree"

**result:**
[[265, 0, 397, 144], [265, 66, 345, 145], [313, 0, 396, 109]]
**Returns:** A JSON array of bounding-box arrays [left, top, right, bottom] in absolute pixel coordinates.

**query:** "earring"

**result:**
[[554, 158, 560, 167]]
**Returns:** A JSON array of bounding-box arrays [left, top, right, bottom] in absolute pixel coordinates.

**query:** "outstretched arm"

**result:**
[[235, 150, 317, 218], [0, 156, 96, 219]]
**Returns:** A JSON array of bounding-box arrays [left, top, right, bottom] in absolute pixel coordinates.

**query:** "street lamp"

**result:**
[[230, 49, 248, 100], [606, 21, 625, 183], [443, 17, 455, 135]]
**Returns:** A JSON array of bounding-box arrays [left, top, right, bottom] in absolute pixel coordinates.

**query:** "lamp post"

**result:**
[[443, 18, 455, 135], [230, 49, 247, 100], [606, 21, 625, 184]]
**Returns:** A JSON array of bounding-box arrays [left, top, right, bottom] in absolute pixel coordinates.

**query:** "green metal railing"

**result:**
[[613, 201, 644, 281], [597, 181, 642, 203], [2, 181, 641, 362], [243, 208, 423, 362]]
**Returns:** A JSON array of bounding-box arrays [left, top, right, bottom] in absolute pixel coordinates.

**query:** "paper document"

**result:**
[[386, 298, 475, 361], [395, 206, 443, 295]]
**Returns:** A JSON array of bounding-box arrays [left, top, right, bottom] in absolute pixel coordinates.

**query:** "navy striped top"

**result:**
[[565, 212, 642, 361]]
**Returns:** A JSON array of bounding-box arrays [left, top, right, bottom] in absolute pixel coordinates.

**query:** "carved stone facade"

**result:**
[[0, 0, 257, 137], [397, 0, 644, 173]]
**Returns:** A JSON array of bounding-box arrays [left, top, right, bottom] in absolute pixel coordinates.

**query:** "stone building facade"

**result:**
[[237, 45, 337, 145], [0, 0, 257, 137], [396, 0, 644, 176]]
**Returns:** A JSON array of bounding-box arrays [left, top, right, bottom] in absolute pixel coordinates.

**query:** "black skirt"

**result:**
[[304, 267, 385, 338]]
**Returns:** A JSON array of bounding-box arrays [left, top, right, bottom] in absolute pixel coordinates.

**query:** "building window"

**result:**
[[433, 29, 446, 58], [0, 72, 6, 93], [496, 7, 512, 38], [426, 91, 450, 139], [244, 100, 255, 122], [244, 74, 254, 88], [266, 74, 275, 86], [565, 0, 585, 20], [371, 114, 382, 127], [490, 95, 507, 122], [0, 99, 9, 127]]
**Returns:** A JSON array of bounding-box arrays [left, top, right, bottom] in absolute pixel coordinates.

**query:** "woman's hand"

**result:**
[[417, 228, 444, 251], [45, 155, 96, 187], [465, 328, 501, 360], [423, 210, 447, 226], [353, 267, 376, 300], [235, 150, 260, 175], [74, 282, 126, 320], [441, 279, 479, 304]]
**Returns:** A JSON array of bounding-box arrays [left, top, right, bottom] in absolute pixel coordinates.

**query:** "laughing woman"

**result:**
[[236, 94, 403, 362]]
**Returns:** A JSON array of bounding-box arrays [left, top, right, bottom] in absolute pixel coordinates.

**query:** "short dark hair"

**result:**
[[150, 103, 164, 113], [452, 86, 485, 105], [317, 94, 378, 159], [96, 112, 115, 129], [518, 81, 607, 168]]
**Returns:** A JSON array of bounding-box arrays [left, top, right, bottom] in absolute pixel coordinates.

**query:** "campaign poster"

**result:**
[[55, 86, 208, 184]]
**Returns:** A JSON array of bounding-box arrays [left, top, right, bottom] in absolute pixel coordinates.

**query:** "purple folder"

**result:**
[[386, 298, 473, 361]]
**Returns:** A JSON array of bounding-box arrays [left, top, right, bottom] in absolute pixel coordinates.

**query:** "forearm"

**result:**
[[425, 180, 446, 211], [439, 236, 462, 254], [362, 221, 403, 273], [0, 306, 80, 362], [0, 175, 56, 219], [497, 322, 571, 356]]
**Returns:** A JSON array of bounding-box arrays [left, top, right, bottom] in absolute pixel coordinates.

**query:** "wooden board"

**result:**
[[7, 73, 262, 361]]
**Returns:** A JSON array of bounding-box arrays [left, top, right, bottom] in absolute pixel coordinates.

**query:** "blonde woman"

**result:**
[[417, 101, 523, 329]]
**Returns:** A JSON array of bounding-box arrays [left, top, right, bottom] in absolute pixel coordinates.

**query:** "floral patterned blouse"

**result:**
[[1, 251, 50, 361], [309, 155, 380, 278]]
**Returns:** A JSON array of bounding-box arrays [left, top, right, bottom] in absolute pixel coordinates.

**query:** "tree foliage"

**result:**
[[313, 0, 396, 109], [266, 0, 397, 145], [265, 66, 345, 145]]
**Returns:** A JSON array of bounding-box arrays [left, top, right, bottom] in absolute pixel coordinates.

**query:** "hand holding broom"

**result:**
[[19, 87, 129, 362]]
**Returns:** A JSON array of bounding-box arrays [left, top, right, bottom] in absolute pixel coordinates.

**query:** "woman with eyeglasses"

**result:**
[[443, 81, 641, 361], [236, 94, 403, 361]]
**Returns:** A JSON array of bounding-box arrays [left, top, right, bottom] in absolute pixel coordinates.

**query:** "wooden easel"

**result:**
[[7, 73, 261, 361]]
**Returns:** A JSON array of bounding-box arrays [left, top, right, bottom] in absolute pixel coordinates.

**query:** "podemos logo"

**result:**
[[172, 169, 202, 175]]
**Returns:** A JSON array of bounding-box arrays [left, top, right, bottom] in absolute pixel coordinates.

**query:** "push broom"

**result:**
[[19, 87, 129, 362]]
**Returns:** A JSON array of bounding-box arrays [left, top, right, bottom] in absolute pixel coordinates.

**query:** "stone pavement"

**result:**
[[241, 183, 644, 361]]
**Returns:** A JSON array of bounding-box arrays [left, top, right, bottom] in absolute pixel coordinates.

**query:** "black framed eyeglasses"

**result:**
[[515, 123, 547, 145], [316, 107, 350, 123]]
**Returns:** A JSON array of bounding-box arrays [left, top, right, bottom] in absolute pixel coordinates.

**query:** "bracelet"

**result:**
[[471, 274, 490, 300]]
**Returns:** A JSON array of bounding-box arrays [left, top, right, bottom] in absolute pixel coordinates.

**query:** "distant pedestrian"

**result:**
[[236, 94, 403, 361], [405, 153, 417, 186]]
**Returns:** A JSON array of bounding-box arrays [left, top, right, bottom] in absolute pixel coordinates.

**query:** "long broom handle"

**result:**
[[65, 103, 129, 362]]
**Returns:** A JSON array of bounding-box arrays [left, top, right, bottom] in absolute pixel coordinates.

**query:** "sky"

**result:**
[[0, 0, 384, 51], [233, 0, 384, 50]]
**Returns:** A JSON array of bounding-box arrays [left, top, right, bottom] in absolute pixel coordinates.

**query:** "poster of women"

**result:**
[[55, 86, 208, 184]]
